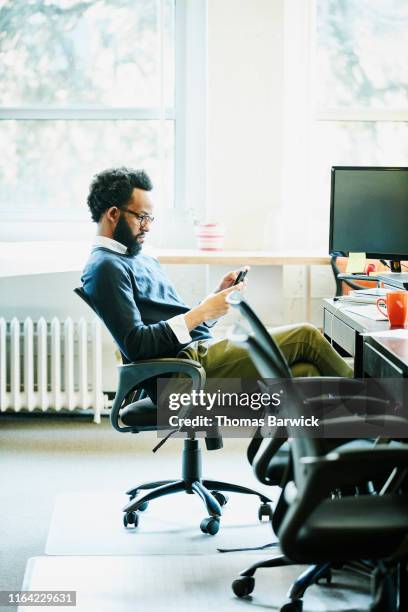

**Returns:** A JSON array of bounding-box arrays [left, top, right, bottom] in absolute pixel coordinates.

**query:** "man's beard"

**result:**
[[113, 214, 143, 256]]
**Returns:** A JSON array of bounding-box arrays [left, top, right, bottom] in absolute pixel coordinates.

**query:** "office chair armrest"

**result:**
[[291, 377, 365, 389], [337, 272, 374, 291], [253, 436, 289, 484], [251, 395, 397, 484], [311, 412, 407, 440], [260, 377, 366, 393], [111, 358, 206, 433], [118, 358, 205, 389], [290, 377, 370, 400], [296, 442, 408, 500], [247, 374, 365, 469], [344, 279, 369, 291], [302, 394, 391, 413]]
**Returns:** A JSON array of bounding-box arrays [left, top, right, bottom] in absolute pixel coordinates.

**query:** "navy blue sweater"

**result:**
[[81, 247, 212, 363]]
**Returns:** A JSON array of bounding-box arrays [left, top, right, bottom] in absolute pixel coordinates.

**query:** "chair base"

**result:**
[[232, 554, 405, 612], [232, 554, 331, 611], [122, 438, 272, 535]]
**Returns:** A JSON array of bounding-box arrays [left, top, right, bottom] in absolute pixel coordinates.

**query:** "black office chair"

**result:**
[[227, 296, 408, 611], [330, 252, 385, 297], [279, 437, 408, 612], [74, 286, 272, 535]]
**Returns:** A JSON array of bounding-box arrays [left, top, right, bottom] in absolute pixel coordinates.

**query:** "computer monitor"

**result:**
[[329, 166, 408, 271]]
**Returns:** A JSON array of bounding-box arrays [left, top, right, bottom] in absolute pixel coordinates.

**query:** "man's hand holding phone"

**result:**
[[233, 268, 248, 286], [214, 266, 250, 292], [199, 283, 244, 319], [184, 266, 249, 332], [184, 282, 245, 332]]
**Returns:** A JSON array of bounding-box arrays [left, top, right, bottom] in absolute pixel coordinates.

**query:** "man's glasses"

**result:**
[[120, 208, 155, 226]]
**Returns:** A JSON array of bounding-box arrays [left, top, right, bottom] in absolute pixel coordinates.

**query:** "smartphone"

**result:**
[[233, 269, 248, 286]]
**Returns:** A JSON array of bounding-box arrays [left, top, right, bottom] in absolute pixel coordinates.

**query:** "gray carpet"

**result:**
[[0, 415, 275, 600], [45, 490, 276, 556], [2, 415, 373, 612], [20, 555, 371, 612]]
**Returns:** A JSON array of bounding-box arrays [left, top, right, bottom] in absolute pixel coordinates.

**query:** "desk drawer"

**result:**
[[364, 342, 404, 378], [323, 309, 355, 356]]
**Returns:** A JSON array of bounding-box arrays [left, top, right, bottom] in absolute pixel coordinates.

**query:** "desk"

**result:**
[[0, 242, 330, 274], [323, 299, 408, 378], [0, 243, 330, 321]]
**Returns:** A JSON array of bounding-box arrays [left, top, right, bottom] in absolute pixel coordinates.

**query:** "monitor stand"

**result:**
[[390, 260, 402, 273]]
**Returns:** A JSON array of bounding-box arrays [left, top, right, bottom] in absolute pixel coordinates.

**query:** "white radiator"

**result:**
[[0, 316, 108, 423]]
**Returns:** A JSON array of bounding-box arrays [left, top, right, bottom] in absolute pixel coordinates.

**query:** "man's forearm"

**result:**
[[184, 304, 207, 332]]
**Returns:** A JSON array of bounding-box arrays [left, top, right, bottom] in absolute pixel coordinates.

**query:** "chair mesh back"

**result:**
[[73, 287, 128, 364], [238, 301, 292, 378]]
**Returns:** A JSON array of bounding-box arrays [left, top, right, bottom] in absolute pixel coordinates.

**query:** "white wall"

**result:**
[[205, 0, 333, 323], [207, 0, 285, 251]]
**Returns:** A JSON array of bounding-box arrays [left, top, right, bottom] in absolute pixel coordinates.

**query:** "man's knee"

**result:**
[[293, 322, 321, 343], [291, 362, 321, 377]]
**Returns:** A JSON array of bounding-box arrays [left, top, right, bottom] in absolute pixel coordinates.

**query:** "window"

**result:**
[[316, 0, 407, 111], [0, 0, 179, 225], [282, 0, 408, 250]]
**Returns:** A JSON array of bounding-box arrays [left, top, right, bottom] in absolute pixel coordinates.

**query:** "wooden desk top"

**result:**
[[366, 334, 408, 370], [0, 242, 331, 278], [156, 250, 330, 265]]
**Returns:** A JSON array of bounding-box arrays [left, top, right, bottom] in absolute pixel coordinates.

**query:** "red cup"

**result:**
[[377, 291, 408, 327]]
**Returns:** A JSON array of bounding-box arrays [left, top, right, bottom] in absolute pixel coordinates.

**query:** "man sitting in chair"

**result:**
[[81, 167, 353, 392]]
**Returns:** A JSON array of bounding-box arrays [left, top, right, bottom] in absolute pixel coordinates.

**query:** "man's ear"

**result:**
[[106, 206, 120, 225]]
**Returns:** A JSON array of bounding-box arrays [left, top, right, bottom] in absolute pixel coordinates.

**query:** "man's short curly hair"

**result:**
[[87, 167, 153, 222]]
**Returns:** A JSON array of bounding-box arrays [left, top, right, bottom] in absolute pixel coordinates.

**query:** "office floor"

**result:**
[[0, 416, 271, 600], [0, 414, 371, 612]]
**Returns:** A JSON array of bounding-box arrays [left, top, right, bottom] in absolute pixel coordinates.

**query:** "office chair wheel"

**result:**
[[280, 600, 303, 612], [123, 511, 139, 528], [258, 503, 273, 521], [232, 576, 255, 597], [211, 491, 228, 506], [200, 517, 220, 535]]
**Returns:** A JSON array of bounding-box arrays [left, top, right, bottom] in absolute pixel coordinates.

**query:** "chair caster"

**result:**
[[211, 491, 228, 506], [258, 503, 273, 521], [200, 516, 220, 535], [280, 600, 303, 612], [123, 511, 139, 528], [232, 575, 255, 598]]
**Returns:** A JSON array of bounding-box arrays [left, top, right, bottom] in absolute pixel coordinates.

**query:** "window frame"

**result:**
[[0, 0, 207, 237]]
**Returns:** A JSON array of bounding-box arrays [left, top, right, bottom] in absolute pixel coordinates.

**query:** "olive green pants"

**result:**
[[178, 323, 353, 379]]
